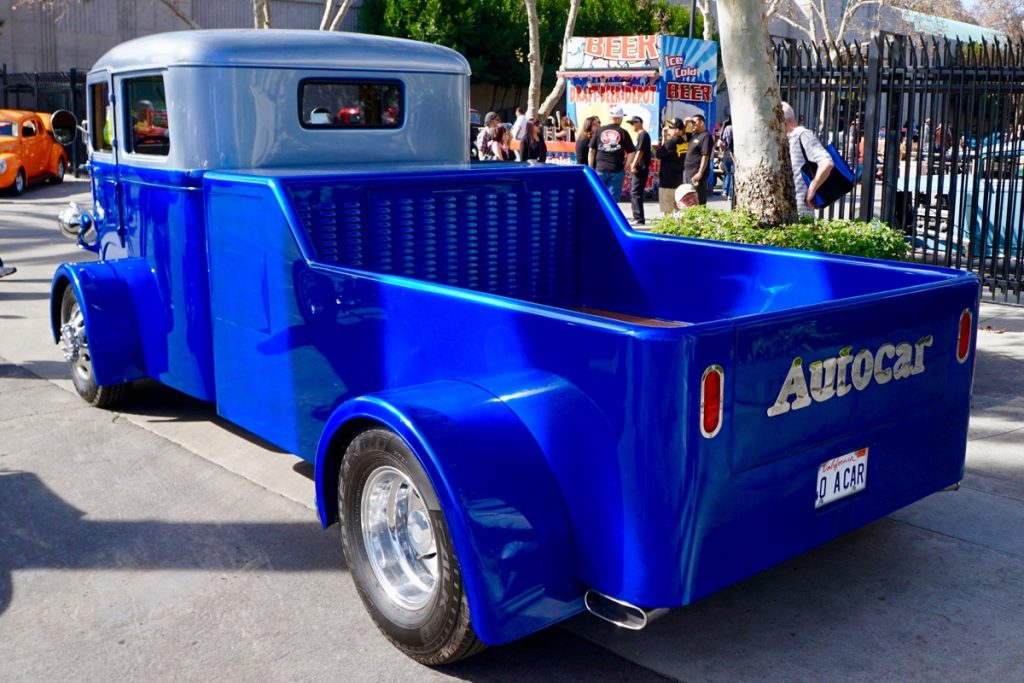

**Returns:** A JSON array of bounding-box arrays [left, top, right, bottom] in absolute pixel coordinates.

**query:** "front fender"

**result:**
[[50, 260, 152, 385], [0, 154, 18, 188], [315, 378, 582, 646]]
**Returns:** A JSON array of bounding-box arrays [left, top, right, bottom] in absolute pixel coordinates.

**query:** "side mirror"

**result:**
[[58, 202, 99, 252], [50, 109, 79, 146]]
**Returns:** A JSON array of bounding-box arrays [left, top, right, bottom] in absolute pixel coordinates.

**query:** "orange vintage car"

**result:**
[[0, 109, 76, 195]]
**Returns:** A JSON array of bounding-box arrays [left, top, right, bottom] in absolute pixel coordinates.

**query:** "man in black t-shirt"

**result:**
[[655, 117, 687, 213], [588, 105, 635, 201], [683, 114, 712, 205], [627, 115, 652, 225]]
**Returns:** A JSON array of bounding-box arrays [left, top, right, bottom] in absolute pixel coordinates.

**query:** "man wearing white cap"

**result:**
[[588, 105, 635, 201]]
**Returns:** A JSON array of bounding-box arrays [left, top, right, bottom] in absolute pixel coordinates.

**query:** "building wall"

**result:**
[[0, 0, 363, 74]]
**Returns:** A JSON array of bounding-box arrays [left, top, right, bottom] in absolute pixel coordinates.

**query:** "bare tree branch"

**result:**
[[327, 0, 356, 31], [767, 0, 880, 45], [253, 0, 272, 29], [157, 0, 200, 30], [320, 0, 355, 31], [537, 0, 582, 118]]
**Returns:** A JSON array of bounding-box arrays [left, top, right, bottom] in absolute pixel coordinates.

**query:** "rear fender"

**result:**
[[315, 378, 581, 645], [50, 261, 151, 385], [48, 146, 67, 175]]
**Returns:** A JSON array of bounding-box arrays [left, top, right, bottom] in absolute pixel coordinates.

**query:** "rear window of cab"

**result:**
[[299, 79, 403, 129]]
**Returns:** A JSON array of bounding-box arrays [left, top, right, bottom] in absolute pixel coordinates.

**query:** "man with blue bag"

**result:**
[[782, 101, 855, 216]]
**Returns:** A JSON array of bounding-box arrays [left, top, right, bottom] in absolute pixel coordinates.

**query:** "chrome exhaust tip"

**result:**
[[584, 590, 668, 631]]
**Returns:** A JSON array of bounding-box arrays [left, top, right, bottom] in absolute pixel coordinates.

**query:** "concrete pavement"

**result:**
[[2, 179, 1023, 681]]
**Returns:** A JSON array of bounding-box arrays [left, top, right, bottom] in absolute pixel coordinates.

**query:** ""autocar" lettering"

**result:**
[[766, 335, 933, 417]]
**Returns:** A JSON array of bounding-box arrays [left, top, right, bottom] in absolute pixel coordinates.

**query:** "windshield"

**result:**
[[0, 121, 15, 136]]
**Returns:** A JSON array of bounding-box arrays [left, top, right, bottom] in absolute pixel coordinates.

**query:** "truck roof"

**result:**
[[90, 29, 471, 76]]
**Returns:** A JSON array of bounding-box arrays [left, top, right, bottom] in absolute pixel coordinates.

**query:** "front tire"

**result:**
[[12, 168, 25, 196], [339, 429, 485, 665], [59, 287, 130, 407]]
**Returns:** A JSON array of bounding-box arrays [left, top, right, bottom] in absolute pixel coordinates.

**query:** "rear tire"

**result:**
[[338, 428, 485, 665], [51, 158, 65, 184], [59, 286, 130, 407]]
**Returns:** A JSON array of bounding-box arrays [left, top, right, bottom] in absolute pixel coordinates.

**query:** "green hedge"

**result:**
[[650, 207, 909, 261]]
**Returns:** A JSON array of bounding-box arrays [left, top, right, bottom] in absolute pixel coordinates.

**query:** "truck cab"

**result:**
[[53, 30, 979, 667]]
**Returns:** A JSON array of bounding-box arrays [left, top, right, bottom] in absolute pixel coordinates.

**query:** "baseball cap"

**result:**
[[484, 111, 499, 124], [665, 117, 685, 130], [674, 184, 700, 208], [609, 105, 625, 117], [628, 115, 643, 124]]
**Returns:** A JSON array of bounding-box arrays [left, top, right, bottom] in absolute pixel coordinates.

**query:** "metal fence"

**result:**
[[776, 34, 1024, 304], [1, 66, 87, 175]]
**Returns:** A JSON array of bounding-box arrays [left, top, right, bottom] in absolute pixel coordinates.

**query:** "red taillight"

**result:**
[[956, 308, 972, 364], [701, 365, 724, 438]]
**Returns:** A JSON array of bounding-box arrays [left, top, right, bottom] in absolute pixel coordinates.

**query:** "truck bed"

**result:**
[[201, 162, 978, 618], [217, 162, 966, 326]]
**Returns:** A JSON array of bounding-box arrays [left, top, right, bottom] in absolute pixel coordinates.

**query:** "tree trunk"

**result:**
[[253, 0, 272, 29], [523, 0, 543, 118], [537, 0, 582, 119], [718, 0, 799, 225]]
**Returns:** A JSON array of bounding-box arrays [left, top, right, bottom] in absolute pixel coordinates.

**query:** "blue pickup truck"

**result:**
[[52, 30, 979, 665]]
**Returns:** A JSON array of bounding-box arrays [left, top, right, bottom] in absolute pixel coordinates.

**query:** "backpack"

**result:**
[[721, 124, 734, 152]]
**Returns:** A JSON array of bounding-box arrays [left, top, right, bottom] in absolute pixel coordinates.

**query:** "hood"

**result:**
[[0, 138, 18, 153]]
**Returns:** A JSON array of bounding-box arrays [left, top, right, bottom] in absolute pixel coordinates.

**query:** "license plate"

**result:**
[[815, 448, 869, 509]]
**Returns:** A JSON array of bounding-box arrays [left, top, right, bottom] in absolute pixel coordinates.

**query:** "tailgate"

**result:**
[[730, 280, 978, 474]]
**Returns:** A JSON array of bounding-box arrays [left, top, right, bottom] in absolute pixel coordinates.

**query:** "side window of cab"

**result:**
[[89, 81, 113, 153], [124, 75, 170, 156]]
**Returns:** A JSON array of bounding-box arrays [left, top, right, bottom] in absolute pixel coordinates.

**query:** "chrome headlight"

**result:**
[[58, 202, 87, 239], [0, 159, 7, 174]]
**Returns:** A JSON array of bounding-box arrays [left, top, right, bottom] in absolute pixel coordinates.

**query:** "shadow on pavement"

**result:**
[[0, 469, 665, 681], [0, 290, 51, 302], [0, 179, 90, 204], [4, 359, 65, 380], [115, 380, 290, 454], [0, 469, 347, 619]]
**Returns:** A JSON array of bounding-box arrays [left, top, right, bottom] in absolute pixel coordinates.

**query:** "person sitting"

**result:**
[[134, 100, 155, 134], [553, 115, 576, 142]]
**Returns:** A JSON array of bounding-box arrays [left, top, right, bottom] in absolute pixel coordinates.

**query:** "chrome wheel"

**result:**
[[14, 169, 25, 195], [61, 300, 92, 383], [361, 466, 438, 610]]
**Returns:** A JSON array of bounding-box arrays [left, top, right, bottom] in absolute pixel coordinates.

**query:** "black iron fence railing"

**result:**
[[1, 66, 87, 176], [775, 34, 1024, 304]]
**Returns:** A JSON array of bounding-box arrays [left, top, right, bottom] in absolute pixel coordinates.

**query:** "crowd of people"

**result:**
[[475, 105, 741, 223]]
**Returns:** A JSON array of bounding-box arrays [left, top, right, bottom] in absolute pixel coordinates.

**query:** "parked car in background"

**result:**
[[469, 107, 481, 159], [0, 109, 76, 195]]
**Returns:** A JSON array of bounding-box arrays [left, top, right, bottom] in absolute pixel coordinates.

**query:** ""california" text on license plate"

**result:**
[[815, 448, 869, 509]]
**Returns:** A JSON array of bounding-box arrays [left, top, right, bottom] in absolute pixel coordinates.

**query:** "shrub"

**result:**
[[650, 207, 909, 261]]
